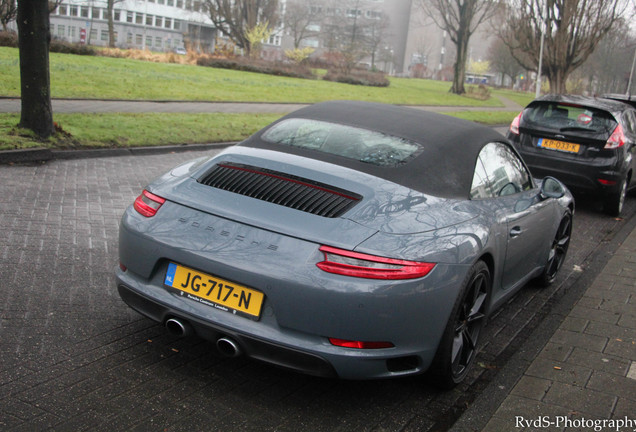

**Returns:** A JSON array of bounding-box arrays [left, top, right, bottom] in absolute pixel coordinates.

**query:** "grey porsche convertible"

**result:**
[[116, 101, 573, 388]]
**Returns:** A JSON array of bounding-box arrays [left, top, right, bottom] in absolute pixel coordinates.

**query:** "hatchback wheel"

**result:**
[[537, 210, 572, 287], [605, 177, 627, 217], [429, 261, 490, 389]]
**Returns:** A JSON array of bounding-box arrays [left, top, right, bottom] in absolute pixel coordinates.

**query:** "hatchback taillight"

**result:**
[[133, 190, 166, 217], [605, 124, 625, 149], [316, 246, 435, 280], [509, 112, 522, 135]]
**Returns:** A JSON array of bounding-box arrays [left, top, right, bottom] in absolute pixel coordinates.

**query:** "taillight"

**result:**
[[605, 124, 625, 149], [316, 245, 435, 280], [133, 190, 166, 217], [329, 338, 394, 349], [509, 112, 522, 135]]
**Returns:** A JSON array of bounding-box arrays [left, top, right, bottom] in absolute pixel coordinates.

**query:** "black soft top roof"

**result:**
[[240, 100, 507, 199]]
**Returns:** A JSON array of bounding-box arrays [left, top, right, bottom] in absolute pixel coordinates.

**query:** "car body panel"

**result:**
[[117, 101, 574, 381]]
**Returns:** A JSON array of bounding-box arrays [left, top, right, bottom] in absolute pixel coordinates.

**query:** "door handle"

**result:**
[[510, 227, 522, 238]]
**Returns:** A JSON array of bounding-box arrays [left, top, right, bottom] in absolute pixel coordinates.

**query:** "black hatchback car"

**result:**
[[507, 94, 636, 216]]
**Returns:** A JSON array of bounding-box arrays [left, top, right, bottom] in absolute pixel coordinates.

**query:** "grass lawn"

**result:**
[[0, 113, 282, 151], [0, 47, 504, 106], [0, 110, 516, 151]]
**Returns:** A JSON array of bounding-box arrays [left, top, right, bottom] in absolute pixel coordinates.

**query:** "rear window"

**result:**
[[522, 102, 617, 136], [261, 118, 423, 167]]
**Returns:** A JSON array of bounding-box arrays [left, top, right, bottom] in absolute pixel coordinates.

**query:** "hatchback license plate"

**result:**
[[164, 262, 264, 319], [538, 138, 580, 153]]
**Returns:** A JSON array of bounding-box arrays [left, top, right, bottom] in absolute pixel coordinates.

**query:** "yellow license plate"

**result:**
[[164, 262, 264, 319], [539, 138, 580, 153]]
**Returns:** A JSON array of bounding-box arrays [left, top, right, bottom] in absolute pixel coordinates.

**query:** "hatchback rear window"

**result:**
[[522, 102, 617, 136], [261, 118, 423, 167]]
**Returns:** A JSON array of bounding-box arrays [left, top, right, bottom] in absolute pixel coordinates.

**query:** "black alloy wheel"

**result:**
[[430, 261, 490, 389], [605, 177, 627, 217], [538, 210, 572, 287]]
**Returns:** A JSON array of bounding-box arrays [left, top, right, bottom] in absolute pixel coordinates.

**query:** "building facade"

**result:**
[[48, 0, 214, 52]]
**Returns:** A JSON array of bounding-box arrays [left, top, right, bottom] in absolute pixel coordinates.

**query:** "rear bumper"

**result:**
[[117, 283, 338, 377], [510, 139, 624, 196]]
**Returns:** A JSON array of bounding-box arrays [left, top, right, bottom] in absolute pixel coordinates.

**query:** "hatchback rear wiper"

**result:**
[[559, 126, 598, 133]]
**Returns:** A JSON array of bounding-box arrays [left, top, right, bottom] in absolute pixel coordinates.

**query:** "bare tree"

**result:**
[[0, 0, 17, 31], [417, 0, 498, 94], [365, 12, 390, 70], [17, 0, 54, 138], [498, 0, 632, 94], [283, 0, 321, 49], [203, 0, 278, 56], [576, 19, 636, 94], [487, 38, 524, 88], [106, 0, 124, 47]]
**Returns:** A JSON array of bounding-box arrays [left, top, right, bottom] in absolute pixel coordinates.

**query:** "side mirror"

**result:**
[[540, 176, 566, 199]]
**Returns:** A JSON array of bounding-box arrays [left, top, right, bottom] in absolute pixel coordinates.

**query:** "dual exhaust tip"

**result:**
[[164, 317, 241, 358]]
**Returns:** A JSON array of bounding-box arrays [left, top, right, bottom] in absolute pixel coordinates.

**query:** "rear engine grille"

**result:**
[[198, 163, 361, 218]]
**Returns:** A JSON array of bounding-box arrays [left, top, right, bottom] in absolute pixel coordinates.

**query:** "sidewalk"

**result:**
[[452, 215, 636, 431], [0, 95, 523, 114]]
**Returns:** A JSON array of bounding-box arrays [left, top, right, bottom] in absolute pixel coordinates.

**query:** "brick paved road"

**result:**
[[1, 149, 633, 432]]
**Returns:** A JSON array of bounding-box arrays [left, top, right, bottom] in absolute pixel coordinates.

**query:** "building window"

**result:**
[[164, 18, 171, 29], [114, 9, 121, 21], [135, 34, 143, 45], [58, 4, 67, 15], [70, 5, 78, 16], [176, 0, 183, 7], [101, 30, 109, 41], [57, 25, 65, 37], [127, 11, 133, 23], [135, 13, 143, 24], [92, 7, 101, 19], [157, 0, 165, 4], [155, 16, 163, 27], [146, 14, 153, 26], [167, 0, 174, 6], [80, 6, 89, 18], [146, 35, 152, 47], [127, 32, 133, 44], [301, 39, 319, 48], [155, 37, 162, 48], [68, 26, 76, 38], [173, 20, 181, 30], [90, 28, 97, 40]]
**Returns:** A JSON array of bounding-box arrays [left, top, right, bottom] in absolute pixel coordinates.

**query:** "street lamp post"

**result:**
[[627, 46, 636, 96], [535, 2, 547, 98]]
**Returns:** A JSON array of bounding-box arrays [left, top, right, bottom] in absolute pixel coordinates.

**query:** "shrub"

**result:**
[[323, 69, 390, 87], [465, 84, 492, 100], [49, 39, 96, 55], [0, 31, 18, 47], [197, 56, 316, 80]]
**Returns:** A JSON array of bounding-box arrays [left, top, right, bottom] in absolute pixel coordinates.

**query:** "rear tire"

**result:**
[[537, 210, 572, 287], [605, 177, 627, 217], [429, 261, 490, 390]]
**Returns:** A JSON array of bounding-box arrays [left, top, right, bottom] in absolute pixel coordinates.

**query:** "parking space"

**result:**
[[1, 149, 633, 431]]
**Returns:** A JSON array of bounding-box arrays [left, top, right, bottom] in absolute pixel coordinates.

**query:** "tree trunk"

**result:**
[[107, 0, 115, 48], [451, 30, 468, 94], [17, 0, 54, 139]]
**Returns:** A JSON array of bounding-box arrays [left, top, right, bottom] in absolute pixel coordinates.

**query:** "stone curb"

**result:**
[[0, 142, 235, 165]]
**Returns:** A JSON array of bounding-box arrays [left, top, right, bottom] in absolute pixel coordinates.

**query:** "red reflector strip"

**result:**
[[597, 179, 617, 186], [329, 338, 394, 349], [316, 245, 435, 280], [133, 190, 166, 217]]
